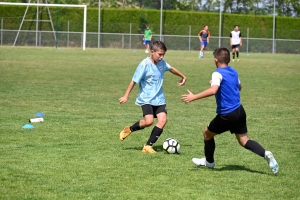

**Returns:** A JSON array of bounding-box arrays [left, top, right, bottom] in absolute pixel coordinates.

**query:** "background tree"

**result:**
[[0, 0, 298, 16]]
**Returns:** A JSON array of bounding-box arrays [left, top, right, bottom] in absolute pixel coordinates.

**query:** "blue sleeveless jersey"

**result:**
[[215, 67, 241, 114]]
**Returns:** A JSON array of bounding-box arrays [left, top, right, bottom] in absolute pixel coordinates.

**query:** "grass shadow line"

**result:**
[[216, 164, 268, 175], [123, 145, 164, 152], [189, 164, 268, 175]]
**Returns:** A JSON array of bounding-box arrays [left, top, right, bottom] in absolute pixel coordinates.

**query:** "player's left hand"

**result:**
[[178, 77, 186, 86], [181, 90, 194, 103]]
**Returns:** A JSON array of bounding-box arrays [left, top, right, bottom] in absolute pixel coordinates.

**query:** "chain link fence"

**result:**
[[1, 22, 299, 54]]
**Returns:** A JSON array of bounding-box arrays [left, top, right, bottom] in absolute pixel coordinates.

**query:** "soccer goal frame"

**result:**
[[0, 2, 87, 50]]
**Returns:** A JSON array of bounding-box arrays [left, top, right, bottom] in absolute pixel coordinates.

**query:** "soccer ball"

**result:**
[[163, 138, 180, 154]]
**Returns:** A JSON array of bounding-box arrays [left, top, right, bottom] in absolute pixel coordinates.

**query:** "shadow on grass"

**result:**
[[216, 164, 268, 174], [123, 144, 191, 154], [123, 145, 164, 152], [189, 164, 268, 175]]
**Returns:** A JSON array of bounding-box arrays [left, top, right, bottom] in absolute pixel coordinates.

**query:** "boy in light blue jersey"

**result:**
[[181, 47, 279, 174], [119, 41, 186, 154]]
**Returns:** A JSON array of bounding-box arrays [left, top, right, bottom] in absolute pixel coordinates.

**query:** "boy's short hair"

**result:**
[[213, 47, 230, 64], [151, 41, 167, 52]]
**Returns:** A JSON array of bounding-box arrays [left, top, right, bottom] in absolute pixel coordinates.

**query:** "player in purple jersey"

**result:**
[[198, 25, 210, 58]]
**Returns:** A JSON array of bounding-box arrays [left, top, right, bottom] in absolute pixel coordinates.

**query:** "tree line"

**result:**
[[3, 0, 299, 17]]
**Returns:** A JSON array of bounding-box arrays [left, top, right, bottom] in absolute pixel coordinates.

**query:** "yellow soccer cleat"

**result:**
[[119, 126, 132, 141], [142, 145, 156, 154]]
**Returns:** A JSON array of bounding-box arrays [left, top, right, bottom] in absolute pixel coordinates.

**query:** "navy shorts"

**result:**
[[232, 44, 240, 49], [143, 40, 151, 45], [207, 105, 248, 134], [201, 40, 208, 47], [141, 104, 167, 118]]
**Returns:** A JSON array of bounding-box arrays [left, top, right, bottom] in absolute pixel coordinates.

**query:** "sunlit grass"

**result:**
[[0, 47, 299, 199]]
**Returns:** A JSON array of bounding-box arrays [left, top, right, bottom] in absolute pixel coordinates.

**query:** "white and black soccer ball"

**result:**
[[163, 138, 180, 154]]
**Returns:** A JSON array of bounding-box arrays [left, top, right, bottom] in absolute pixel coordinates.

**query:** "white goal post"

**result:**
[[0, 2, 87, 50]]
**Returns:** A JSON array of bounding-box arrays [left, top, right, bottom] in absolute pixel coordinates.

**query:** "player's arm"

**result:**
[[119, 81, 136, 104], [169, 67, 186, 86], [181, 86, 219, 103], [230, 33, 232, 46], [198, 30, 203, 42], [238, 79, 242, 91], [207, 31, 210, 43], [181, 71, 221, 103]]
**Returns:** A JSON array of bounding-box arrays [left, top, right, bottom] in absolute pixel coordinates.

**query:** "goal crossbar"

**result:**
[[0, 2, 87, 50]]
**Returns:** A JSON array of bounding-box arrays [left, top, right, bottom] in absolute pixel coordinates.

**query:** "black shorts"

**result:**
[[141, 104, 167, 118], [207, 105, 247, 134], [232, 44, 240, 49]]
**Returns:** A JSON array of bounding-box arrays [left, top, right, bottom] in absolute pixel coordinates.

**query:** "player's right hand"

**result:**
[[119, 97, 128, 104], [181, 90, 195, 103]]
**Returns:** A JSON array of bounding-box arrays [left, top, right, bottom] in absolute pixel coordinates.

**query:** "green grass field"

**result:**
[[0, 47, 299, 199]]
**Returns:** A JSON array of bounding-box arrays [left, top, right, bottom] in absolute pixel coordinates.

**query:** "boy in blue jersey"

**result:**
[[119, 41, 187, 154], [181, 47, 279, 174]]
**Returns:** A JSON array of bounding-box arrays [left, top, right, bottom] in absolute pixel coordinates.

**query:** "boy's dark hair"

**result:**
[[150, 41, 167, 52], [234, 25, 238, 28], [213, 47, 230, 64]]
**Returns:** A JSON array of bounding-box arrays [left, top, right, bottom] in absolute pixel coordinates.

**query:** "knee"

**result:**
[[161, 117, 168, 125], [203, 128, 213, 140], [236, 134, 249, 147], [144, 119, 154, 127], [157, 117, 167, 128]]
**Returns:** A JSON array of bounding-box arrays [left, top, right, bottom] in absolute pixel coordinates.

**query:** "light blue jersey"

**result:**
[[132, 57, 171, 106]]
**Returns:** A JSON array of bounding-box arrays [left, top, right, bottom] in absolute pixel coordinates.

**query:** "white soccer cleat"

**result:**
[[192, 158, 215, 168], [264, 151, 279, 175]]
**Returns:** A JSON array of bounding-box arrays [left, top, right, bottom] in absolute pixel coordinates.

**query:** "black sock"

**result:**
[[204, 138, 215, 163], [236, 52, 239, 58], [232, 52, 235, 59], [244, 140, 265, 157], [130, 121, 143, 132], [146, 126, 163, 146]]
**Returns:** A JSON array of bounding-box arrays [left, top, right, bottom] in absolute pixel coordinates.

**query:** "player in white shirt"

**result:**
[[230, 25, 242, 61]]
